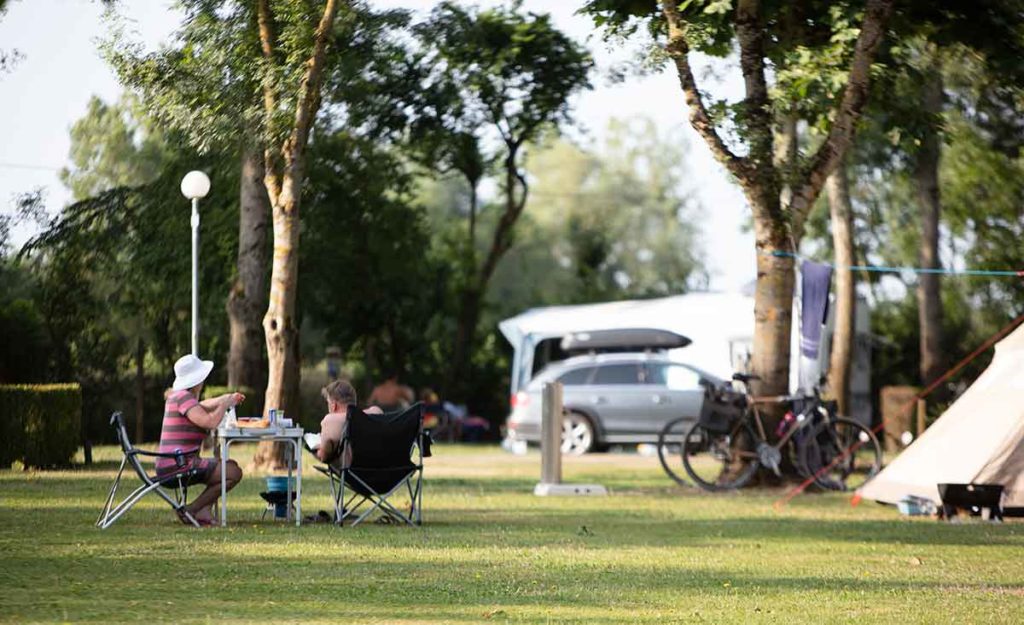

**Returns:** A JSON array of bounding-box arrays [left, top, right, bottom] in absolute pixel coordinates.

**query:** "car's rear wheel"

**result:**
[[561, 411, 596, 455]]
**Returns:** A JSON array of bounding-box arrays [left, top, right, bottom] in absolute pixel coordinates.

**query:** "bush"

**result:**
[[203, 385, 264, 420], [0, 384, 82, 468], [0, 298, 50, 383]]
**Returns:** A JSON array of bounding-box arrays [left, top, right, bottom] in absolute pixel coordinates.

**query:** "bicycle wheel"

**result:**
[[798, 416, 882, 491], [681, 420, 760, 491], [656, 418, 692, 486], [789, 404, 831, 480]]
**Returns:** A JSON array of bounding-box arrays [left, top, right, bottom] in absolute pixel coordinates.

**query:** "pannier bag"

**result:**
[[698, 383, 747, 433]]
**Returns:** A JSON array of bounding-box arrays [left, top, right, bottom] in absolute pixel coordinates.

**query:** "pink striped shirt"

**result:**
[[156, 390, 205, 472]]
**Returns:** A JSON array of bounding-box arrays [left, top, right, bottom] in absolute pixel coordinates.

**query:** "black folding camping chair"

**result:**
[[317, 403, 430, 527], [96, 412, 203, 529]]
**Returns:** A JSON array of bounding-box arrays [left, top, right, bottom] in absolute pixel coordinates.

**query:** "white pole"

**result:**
[[191, 197, 200, 356]]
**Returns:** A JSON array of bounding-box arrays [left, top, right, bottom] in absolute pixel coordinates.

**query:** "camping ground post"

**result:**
[[540, 382, 563, 484], [534, 381, 608, 496]]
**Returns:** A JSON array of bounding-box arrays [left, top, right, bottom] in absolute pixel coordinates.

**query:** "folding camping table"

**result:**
[[217, 426, 304, 527]]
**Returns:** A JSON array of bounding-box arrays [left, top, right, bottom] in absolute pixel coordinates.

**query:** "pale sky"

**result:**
[[0, 0, 754, 290]]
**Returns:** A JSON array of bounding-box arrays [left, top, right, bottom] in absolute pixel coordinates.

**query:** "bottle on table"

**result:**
[[224, 405, 237, 429]]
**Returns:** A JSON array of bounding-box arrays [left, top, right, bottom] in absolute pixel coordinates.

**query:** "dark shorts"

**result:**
[[156, 456, 216, 486]]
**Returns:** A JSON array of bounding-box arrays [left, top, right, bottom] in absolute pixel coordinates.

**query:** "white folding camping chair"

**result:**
[[96, 412, 203, 529]]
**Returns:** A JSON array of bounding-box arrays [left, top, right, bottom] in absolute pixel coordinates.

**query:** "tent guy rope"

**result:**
[[773, 310, 1024, 510]]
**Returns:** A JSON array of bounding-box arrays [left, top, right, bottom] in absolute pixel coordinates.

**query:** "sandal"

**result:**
[[176, 508, 215, 527]]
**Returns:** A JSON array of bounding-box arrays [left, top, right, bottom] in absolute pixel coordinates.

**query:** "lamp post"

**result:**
[[180, 171, 211, 356]]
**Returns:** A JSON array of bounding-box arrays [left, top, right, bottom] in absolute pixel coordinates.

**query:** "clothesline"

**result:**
[[765, 250, 1024, 277]]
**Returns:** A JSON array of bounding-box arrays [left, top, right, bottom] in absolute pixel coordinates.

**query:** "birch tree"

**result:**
[[583, 0, 895, 413], [250, 0, 340, 467]]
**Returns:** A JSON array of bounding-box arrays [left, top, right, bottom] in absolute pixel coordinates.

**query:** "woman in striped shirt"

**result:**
[[158, 354, 245, 526]]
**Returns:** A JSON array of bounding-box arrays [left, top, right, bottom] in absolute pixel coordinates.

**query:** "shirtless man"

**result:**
[[316, 380, 381, 467], [366, 373, 414, 411]]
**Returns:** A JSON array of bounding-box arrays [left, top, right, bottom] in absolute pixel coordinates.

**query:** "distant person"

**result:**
[[420, 387, 440, 405], [309, 379, 382, 468], [367, 373, 414, 411], [420, 387, 445, 432], [157, 354, 245, 527]]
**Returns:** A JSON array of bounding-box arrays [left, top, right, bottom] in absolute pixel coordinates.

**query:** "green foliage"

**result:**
[[415, 2, 593, 145], [407, 0, 593, 227], [0, 236, 50, 384], [59, 95, 168, 201], [103, 1, 264, 153], [407, 3, 593, 403], [803, 79, 1024, 416], [299, 131, 448, 390], [204, 384, 263, 419], [409, 118, 707, 421], [0, 298, 50, 384], [106, 1, 412, 155], [942, 116, 1024, 316], [0, 383, 82, 468], [21, 97, 240, 436], [509, 118, 706, 305], [581, 1, 868, 156]]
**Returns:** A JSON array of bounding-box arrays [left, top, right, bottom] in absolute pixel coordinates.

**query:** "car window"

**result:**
[[647, 364, 701, 390], [559, 367, 595, 385], [592, 364, 641, 385]]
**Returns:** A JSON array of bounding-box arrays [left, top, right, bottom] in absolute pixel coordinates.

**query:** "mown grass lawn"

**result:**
[[1, 444, 1022, 624]]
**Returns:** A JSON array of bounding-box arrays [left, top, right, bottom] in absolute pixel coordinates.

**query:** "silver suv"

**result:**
[[505, 353, 722, 454]]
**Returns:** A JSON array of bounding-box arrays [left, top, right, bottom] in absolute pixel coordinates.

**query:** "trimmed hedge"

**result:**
[[0, 384, 82, 469]]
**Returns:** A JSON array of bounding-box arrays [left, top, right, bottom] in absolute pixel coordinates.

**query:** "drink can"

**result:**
[[269, 408, 277, 425]]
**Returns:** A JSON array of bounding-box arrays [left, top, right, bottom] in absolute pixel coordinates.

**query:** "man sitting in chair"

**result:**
[[157, 354, 246, 526], [310, 380, 382, 468]]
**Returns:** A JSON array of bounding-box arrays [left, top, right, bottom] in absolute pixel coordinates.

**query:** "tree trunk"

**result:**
[[385, 320, 404, 379], [226, 146, 269, 401], [468, 180, 477, 250], [738, 197, 795, 484], [253, 182, 302, 470], [252, 0, 338, 471], [447, 149, 526, 402], [751, 212, 796, 425], [827, 161, 855, 415], [657, 0, 894, 482], [135, 336, 145, 444], [447, 287, 482, 400], [915, 63, 943, 386]]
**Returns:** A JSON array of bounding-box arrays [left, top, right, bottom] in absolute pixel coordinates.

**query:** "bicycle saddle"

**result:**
[[731, 373, 762, 383]]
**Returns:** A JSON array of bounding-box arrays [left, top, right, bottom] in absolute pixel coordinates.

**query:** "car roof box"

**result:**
[[559, 328, 691, 353]]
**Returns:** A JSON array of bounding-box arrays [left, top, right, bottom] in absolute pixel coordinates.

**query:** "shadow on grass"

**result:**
[[5, 497, 1021, 549], [4, 542, 1021, 624]]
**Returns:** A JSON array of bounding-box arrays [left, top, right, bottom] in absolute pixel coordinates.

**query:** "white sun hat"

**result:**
[[172, 354, 215, 391]]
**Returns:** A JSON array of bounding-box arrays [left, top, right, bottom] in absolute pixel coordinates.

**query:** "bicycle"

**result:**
[[657, 373, 882, 491]]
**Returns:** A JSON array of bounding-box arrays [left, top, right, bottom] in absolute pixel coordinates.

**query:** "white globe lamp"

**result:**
[[180, 170, 211, 199]]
